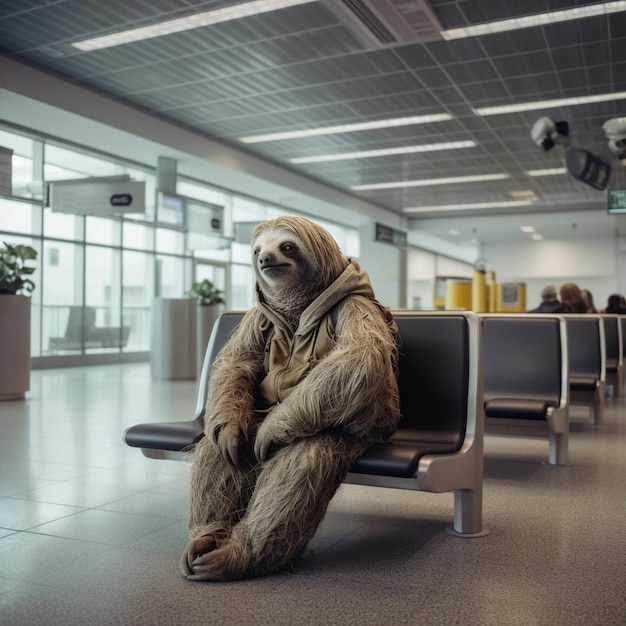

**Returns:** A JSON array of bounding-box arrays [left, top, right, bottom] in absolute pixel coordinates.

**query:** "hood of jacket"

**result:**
[[256, 258, 376, 335]]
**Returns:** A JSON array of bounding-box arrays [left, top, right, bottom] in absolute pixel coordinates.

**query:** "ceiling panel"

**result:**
[[1, 0, 625, 246]]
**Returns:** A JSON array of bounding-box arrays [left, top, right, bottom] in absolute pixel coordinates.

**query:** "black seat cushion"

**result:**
[[485, 398, 553, 420], [569, 376, 599, 391], [349, 437, 460, 478]]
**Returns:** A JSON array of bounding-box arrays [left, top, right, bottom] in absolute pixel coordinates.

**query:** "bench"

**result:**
[[124, 309, 486, 537], [479, 314, 569, 465], [563, 315, 605, 424], [602, 315, 624, 398]]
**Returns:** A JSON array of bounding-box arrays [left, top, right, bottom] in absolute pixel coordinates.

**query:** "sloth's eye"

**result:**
[[281, 243, 294, 253], [253, 248, 260, 256]]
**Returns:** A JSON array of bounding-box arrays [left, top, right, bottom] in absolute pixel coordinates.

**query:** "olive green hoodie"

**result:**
[[255, 258, 396, 409]]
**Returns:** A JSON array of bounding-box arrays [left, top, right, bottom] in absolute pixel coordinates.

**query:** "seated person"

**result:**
[[559, 283, 588, 313], [602, 294, 626, 314], [528, 283, 565, 313]]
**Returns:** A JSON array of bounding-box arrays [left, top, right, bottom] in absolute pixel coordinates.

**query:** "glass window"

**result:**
[[86, 216, 117, 245], [45, 144, 123, 180], [156, 254, 185, 298], [43, 241, 84, 354], [85, 245, 122, 353], [193, 247, 231, 264], [194, 262, 226, 298], [177, 180, 227, 207], [123, 221, 152, 250], [43, 207, 84, 241], [232, 197, 266, 223], [0, 198, 35, 234], [123, 250, 153, 351], [231, 240, 251, 265], [0, 129, 38, 199], [230, 263, 255, 310], [156, 227, 183, 254]]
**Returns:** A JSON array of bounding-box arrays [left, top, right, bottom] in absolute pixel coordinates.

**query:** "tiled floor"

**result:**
[[1, 363, 625, 625]]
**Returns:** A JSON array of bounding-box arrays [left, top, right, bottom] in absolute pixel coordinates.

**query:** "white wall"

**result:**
[[358, 224, 407, 309], [484, 236, 622, 311]]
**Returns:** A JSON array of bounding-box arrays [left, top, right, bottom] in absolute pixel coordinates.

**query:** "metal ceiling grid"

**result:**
[[0, 0, 625, 226]]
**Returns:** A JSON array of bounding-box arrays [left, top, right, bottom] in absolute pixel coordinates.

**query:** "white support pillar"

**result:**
[[358, 223, 407, 309]]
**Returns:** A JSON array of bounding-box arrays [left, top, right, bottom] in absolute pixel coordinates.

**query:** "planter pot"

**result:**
[[197, 304, 223, 376], [0, 294, 31, 401], [150, 298, 197, 380]]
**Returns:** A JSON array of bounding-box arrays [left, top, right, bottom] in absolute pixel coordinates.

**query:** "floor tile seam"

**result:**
[[0, 475, 102, 498], [0, 527, 117, 551], [1, 499, 180, 535], [5, 485, 151, 507], [93, 502, 187, 521], [116, 518, 184, 546], [1, 494, 88, 512], [20, 525, 168, 548], [0, 528, 20, 540]]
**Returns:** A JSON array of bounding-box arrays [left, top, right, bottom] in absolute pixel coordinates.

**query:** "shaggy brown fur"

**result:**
[[181, 216, 400, 581]]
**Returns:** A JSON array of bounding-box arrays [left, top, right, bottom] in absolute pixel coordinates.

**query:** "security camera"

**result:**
[[531, 117, 569, 151], [603, 118, 626, 161], [608, 135, 626, 161]]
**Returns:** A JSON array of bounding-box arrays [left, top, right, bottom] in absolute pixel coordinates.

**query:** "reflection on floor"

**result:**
[[1, 363, 625, 625]]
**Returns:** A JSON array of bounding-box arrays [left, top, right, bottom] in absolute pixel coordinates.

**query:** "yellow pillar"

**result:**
[[445, 279, 472, 310], [489, 271, 497, 312], [472, 270, 487, 312]]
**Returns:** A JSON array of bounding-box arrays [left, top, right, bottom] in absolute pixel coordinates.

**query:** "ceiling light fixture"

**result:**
[[473, 91, 626, 116], [353, 173, 509, 191], [289, 140, 476, 163], [527, 168, 568, 176], [71, 0, 316, 51], [441, 1, 626, 40], [520, 226, 535, 233], [509, 189, 537, 199], [239, 113, 454, 143], [403, 200, 533, 213]]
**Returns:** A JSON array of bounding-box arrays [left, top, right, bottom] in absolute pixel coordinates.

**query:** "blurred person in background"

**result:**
[[528, 283, 565, 313], [581, 288, 598, 313], [559, 283, 588, 313]]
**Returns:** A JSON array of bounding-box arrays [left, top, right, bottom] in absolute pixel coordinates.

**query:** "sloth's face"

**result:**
[[252, 227, 318, 293]]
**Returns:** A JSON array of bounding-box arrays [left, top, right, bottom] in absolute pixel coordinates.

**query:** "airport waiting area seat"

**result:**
[[602, 315, 624, 398], [125, 310, 486, 537], [564, 315, 605, 424], [479, 314, 569, 465]]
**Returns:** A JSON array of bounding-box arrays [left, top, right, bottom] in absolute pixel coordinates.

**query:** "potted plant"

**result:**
[[0, 241, 37, 400], [188, 279, 225, 376], [188, 279, 225, 306]]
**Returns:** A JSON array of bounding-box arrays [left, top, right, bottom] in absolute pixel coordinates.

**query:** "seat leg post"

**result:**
[[448, 488, 489, 538], [548, 432, 569, 465], [590, 398, 604, 425]]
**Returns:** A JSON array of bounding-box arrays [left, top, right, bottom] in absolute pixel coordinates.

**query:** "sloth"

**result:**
[[180, 215, 400, 581]]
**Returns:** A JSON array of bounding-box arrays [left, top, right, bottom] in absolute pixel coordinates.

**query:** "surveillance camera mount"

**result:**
[[531, 116, 569, 151]]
